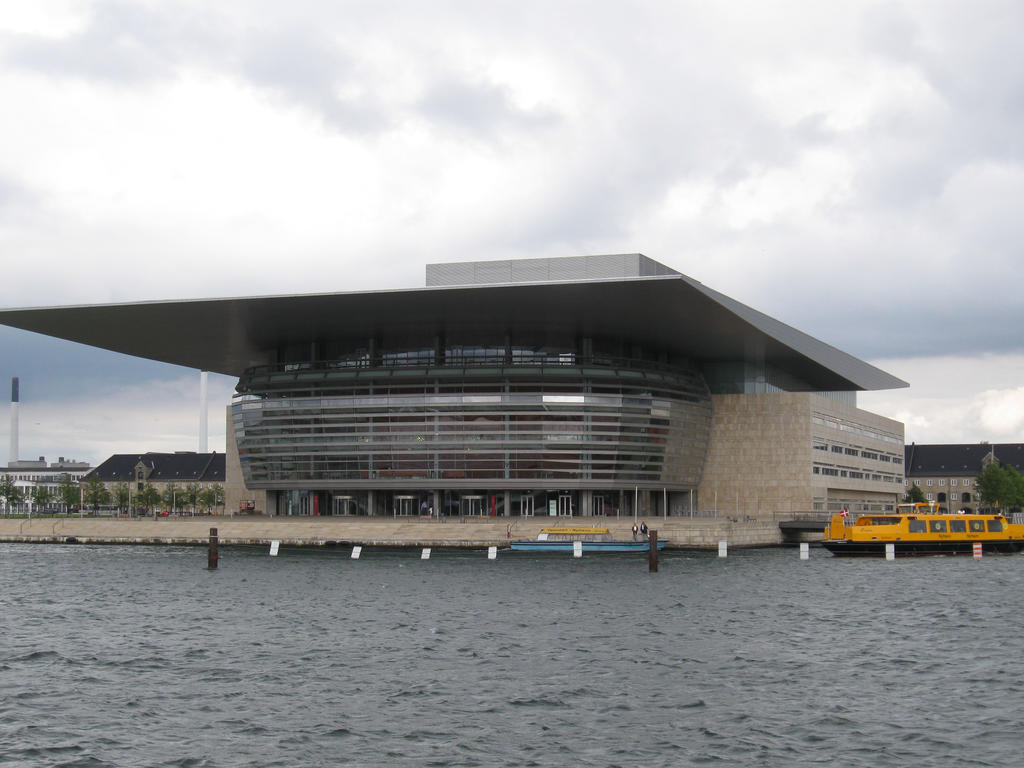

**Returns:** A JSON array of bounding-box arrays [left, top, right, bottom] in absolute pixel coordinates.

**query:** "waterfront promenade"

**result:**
[[0, 514, 788, 549]]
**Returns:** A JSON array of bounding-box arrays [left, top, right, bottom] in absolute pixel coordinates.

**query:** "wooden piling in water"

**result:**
[[208, 527, 218, 569], [649, 530, 658, 572]]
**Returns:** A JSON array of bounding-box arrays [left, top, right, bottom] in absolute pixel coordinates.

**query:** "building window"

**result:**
[[951, 479, 958, 486], [926, 493, 933, 500], [939, 479, 945, 486], [926, 479, 933, 486], [963, 479, 970, 487]]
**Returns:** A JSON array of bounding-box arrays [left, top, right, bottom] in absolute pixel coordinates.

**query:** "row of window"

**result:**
[[814, 443, 902, 464], [909, 478, 971, 487], [908, 519, 1001, 533], [812, 465, 901, 483], [811, 416, 903, 446], [923, 492, 978, 503]]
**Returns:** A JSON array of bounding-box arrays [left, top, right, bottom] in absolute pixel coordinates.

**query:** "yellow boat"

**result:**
[[822, 502, 1024, 557]]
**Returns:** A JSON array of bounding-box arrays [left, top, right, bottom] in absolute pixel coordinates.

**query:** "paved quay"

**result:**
[[0, 515, 786, 549]]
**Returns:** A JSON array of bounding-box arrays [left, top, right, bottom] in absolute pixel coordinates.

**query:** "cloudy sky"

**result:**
[[1, 0, 1023, 466]]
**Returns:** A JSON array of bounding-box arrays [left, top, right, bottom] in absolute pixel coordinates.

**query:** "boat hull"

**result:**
[[822, 539, 1024, 557], [509, 540, 666, 552]]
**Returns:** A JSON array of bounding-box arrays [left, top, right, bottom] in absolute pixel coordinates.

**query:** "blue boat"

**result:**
[[509, 526, 665, 552]]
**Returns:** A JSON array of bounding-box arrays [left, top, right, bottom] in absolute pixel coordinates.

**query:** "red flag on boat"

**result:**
[[840, 508, 850, 518]]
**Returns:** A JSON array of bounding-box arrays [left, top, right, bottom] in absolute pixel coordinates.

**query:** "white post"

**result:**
[[972, 542, 982, 560], [269, 540, 280, 556], [718, 540, 728, 558], [573, 540, 583, 558], [421, 547, 431, 559], [885, 543, 895, 560], [487, 546, 497, 560], [351, 546, 362, 559], [800, 542, 809, 560]]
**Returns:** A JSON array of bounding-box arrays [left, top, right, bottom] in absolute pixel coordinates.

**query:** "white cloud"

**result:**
[[860, 354, 1024, 444], [4, 373, 235, 466], [1, 0, 1023, 453]]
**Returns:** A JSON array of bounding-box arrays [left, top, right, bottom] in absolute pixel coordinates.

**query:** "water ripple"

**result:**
[[2, 544, 1024, 766]]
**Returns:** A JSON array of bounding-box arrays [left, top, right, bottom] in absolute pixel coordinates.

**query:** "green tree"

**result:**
[[113, 482, 131, 515], [182, 482, 200, 515], [31, 485, 54, 513], [976, 462, 1011, 509], [82, 475, 111, 513], [903, 483, 926, 503], [0, 474, 25, 515], [58, 475, 80, 513], [137, 483, 161, 516], [162, 482, 180, 514], [198, 484, 224, 513], [1004, 466, 1024, 510]]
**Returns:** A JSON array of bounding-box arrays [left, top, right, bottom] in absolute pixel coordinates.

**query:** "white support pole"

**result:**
[[269, 540, 280, 556], [421, 547, 431, 559], [351, 546, 362, 559], [487, 546, 497, 560], [718, 540, 728, 558], [799, 542, 809, 560], [573, 540, 583, 558], [885, 543, 895, 560]]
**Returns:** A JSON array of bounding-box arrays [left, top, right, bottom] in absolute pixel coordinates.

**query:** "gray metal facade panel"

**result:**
[[510, 259, 548, 282], [426, 253, 674, 285], [0, 263, 908, 391]]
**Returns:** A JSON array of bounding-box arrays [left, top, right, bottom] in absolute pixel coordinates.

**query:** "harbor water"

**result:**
[[2, 543, 1023, 767]]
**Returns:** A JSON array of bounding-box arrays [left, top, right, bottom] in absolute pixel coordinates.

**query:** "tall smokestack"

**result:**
[[9, 377, 19, 464], [199, 370, 208, 453]]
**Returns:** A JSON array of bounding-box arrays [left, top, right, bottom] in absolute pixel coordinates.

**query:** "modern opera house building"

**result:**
[[0, 254, 907, 518]]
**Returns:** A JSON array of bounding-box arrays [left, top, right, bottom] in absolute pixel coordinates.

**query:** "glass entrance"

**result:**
[[394, 495, 415, 516], [519, 493, 534, 517], [558, 493, 573, 516], [334, 495, 357, 515], [462, 495, 484, 516], [593, 495, 605, 516]]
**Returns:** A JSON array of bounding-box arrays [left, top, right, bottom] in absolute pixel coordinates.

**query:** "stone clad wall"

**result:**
[[699, 393, 813, 517], [699, 393, 904, 518]]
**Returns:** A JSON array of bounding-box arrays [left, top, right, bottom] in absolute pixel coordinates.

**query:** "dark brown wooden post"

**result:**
[[208, 527, 219, 569], [648, 529, 658, 572]]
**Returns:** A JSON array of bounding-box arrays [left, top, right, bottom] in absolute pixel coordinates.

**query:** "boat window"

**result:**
[[969, 520, 986, 533], [950, 519, 966, 533], [929, 520, 947, 533], [908, 520, 927, 533], [870, 517, 899, 525], [987, 519, 1003, 533]]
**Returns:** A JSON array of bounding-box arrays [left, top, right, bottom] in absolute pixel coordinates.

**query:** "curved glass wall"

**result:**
[[232, 353, 712, 491]]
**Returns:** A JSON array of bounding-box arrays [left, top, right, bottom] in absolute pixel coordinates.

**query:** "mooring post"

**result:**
[[208, 527, 219, 569], [648, 529, 659, 572]]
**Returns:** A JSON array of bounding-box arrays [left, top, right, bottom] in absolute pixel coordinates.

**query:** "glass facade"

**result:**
[[232, 348, 712, 514]]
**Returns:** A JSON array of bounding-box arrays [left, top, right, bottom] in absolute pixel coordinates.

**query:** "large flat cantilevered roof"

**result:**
[[0, 271, 907, 392]]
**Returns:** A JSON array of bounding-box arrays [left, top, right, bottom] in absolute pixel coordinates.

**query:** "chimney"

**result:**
[[9, 377, 18, 465]]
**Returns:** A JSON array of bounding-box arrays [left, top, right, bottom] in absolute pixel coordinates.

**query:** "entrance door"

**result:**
[[334, 496, 356, 515], [394, 495, 415, 516], [462, 495, 484, 516], [593, 495, 605, 516], [558, 493, 573, 516], [519, 494, 534, 517]]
